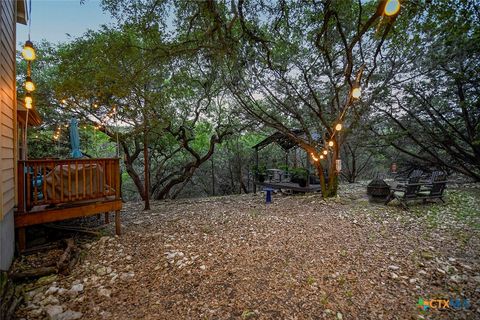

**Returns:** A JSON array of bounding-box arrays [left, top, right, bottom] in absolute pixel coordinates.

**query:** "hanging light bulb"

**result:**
[[25, 101, 33, 109], [328, 140, 334, 147], [320, 155, 324, 160], [384, 0, 401, 16], [323, 150, 328, 155], [61, 99, 67, 104], [25, 93, 33, 106], [335, 123, 343, 131], [351, 87, 361, 99], [22, 40, 36, 61], [25, 76, 35, 92]]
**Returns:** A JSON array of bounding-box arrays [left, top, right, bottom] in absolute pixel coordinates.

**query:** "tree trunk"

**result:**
[[143, 130, 150, 211], [314, 144, 339, 198], [124, 156, 145, 200], [211, 156, 215, 196]]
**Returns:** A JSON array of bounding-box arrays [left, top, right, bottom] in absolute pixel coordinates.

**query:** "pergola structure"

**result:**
[[252, 130, 323, 193]]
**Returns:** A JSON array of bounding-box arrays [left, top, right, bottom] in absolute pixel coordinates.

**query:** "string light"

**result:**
[[384, 0, 400, 16], [25, 76, 35, 92], [320, 155, 324, 160], [311, 153, 318, 162], [61, 99, 66, 104], [25, 93, 33, 108], [22, 40, 36, 61], [335, 123, 343, 131], [53, 125, 62, 141], [352, 87, 361, 99], [328, 140, 334, 147], [323, 150, 328, 155]]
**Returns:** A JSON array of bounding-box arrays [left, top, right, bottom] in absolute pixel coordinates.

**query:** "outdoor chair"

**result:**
[[385, 176, 422, 209], [416, 174, 447, 203], [423, 171, 446, 185], [394, 169, 423, 183]]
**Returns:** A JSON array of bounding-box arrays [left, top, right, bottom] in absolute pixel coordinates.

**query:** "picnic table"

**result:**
[[266, 169, 290, 182]]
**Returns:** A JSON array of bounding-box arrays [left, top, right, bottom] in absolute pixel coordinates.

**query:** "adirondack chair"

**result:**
[[417, 174, 447, 203], [394, 169, 423, 183], [423, 171, 446, 186], [385, 176, 422, 209]]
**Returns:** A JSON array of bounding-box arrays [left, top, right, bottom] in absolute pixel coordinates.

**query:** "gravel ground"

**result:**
[[14, 185, 480, 320]]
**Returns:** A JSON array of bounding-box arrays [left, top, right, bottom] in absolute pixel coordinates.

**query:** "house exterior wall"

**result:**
[[0, 0, 17, 271]]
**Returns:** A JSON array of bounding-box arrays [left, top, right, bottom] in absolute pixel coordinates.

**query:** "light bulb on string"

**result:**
[[335, 123, 343, 131], [351, 87, 361, 99], [25, 93, 33, 106], [320, 155, 324, 160], [22, 40, 36, 61], [25, 76, 35, 92], [323, 150, 328, 155], [328, 140, 334, 147], [311, 153, 318, 162], [384, 0, 401, 16]]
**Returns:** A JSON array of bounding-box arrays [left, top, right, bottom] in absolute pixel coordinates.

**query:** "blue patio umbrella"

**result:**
[[69, 118, 83, 158]]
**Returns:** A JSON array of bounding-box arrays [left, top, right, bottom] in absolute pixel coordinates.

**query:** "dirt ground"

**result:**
[[14, 184, 480, 320]]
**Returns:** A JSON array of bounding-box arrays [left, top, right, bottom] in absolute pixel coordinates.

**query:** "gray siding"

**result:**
[[0, 210, 14, 269], [0, 0, 17, 271]]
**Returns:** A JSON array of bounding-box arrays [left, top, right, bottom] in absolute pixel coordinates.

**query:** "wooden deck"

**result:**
[[255, 181, 321, 193], [15, 158, 123, 251]]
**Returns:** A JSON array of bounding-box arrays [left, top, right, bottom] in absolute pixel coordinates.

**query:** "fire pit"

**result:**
[[367, 179, 391, 202]]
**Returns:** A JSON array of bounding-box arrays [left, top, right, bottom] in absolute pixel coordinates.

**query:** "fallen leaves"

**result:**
[[13, 185, 480, 319]]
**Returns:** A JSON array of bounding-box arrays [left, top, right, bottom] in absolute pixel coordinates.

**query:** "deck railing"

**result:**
[[17, 158, 121, 213]]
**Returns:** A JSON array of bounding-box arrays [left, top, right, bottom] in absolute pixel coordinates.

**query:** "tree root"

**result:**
[[10, 238, 79, 281]]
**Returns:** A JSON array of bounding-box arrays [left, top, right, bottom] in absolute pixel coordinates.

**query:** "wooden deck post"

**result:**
[[18, 227, 26, 252], [104, 212, 110, 224], [115, 210, 121, 235], [17, 162, 25, 214]]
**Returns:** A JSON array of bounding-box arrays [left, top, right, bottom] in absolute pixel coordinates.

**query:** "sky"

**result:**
[[16, 0, 113, 49]]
